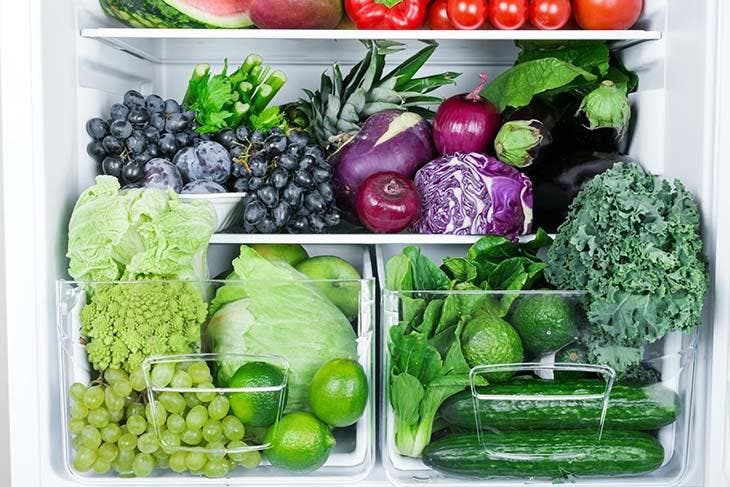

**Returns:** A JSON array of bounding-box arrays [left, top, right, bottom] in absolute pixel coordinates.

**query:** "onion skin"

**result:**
[[355, 172, 420, 233], [330, 110, 435, 214], [433, 74, 502, 156]]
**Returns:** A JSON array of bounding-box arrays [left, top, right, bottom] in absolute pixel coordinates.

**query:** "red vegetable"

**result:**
[[345, 0, 429, 29], [447, 0, 489, 30], [573, 0, 642, 30], [489, 0, 528, 30], [356, 172, 420, 233], [429, 0, 455, 29], [433, 74, 501, 156], [529, 0, 571, 30]]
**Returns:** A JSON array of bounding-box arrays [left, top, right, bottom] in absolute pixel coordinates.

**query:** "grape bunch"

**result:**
[[68, 362, 261, 478], [218, 126, 341, 233], [86, 90, 209, 189]]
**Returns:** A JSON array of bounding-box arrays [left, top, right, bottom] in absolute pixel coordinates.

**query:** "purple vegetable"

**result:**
[[330, 110, 435, 213], [414, 152, 533, 239]]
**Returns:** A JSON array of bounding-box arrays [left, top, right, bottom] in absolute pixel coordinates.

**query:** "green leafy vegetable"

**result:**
[[67, 176, 216, 283], [516, 42, 611, 77], [205, 245, 358, 412], [81, 281, 207, 373], [546, 163, 709, 375]]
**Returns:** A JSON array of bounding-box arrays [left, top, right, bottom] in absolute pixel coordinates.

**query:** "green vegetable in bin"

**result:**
[[461, 314, 524, 383], [309, 358, 368, 427], [228, 362, 288, 427], [263, 412, 335, 473], [510, 294, 579, 357]]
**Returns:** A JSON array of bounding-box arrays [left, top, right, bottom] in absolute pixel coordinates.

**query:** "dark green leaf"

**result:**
[[517, 43, 611, 77], [403, 246, 450, 291], [441, 258, 479, 283]]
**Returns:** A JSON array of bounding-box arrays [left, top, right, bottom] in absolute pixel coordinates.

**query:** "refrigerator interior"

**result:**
[[1, 0, 726, 486]]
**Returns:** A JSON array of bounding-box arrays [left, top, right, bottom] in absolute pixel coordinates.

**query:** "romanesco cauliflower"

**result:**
[[80, 281, 207, 373]]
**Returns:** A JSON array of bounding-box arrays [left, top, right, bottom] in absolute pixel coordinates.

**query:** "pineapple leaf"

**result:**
[[332, 64, 344, 98], [325, 94, 342, 125], [401, 95, 445, 107], [376, 76, 398, 91], [373, 39, 406, 55], [402, 72, 462, 94], [321, 72, 333, 102], [336, 120, 361, 133], [369, 87, 403, 104], [383, 41, 438, 90], [345, 88, 367, 116], [363, 102, 402, 117], [409, 106, 437, 119]]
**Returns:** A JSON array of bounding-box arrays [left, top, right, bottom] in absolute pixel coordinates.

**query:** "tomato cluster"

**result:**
[[427, 0, 642, 31]]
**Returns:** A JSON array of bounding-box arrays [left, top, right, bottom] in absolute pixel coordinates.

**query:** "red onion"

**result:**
[[433, 74, 502, 156], [356, 172, 420, 233]]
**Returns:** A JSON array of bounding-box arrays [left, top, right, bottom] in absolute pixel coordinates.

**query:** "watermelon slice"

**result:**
[[162, 0, 254, 28]]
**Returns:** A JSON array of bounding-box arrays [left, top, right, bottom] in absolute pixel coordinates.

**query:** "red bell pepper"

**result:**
[[345, 0, 429, 30]]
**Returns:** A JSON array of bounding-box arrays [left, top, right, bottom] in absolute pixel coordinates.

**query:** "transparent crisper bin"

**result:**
[[377, 245, 697, 487], [56, 261, 376, 483]]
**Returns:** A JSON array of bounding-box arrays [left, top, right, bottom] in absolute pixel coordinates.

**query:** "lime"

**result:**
[[295, 256, 361, 322], [461, 314, 524, 382], [554, 343, 592, 379], [263, 412, 335, 473], [511, 295, 579, 357], [250, 244, 309, 267], [228, 362, 287, 427], [309, 358, 368, 427]]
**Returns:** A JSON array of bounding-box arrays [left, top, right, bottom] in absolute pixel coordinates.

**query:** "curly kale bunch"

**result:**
[[80, 281, 207, 373], [546, 163, 709, 375]]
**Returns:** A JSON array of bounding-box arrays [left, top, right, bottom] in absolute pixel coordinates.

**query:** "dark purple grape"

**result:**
[[150, 113, 166, 132], [145, 94, 164, 113], [244, 201, 267, 225], [122, 182, 144, 190], [272, 202, 292, 228], [181, 180, 226, 194], [287, 215, 308, 233], [102, 136, 124, 155], [182, 110, 196, 122], [87, 140, 107, 161], [146, 144, 159, 158], [133, 150, 153, 165], [165, 113, 188, 134], [248, 177, 264, 190], [282, 183, 303, 207], [101, 156, 123, 178], [269, 168, 289, 189], [304, 191, 326, 213], [229, 146, 244, 160], [286, 144, 303, 160], [164, 99, 181, 115], [235, 126, 249, 142], [277, 154, 299, 171], [127, 106, 150, 127], [294, 170, 314, 189], [299, 155, 316, 171], [312, 163, 333, 183], [123, 90, 145, 108], [233, 177, 250, 192], [86, 118, 109, 140], [110, 103, 130, 121], [256, 217, 277, 233], [304, 145, 325, 162], [122, 161, 144, 183], [297, 206, 312, 217], [257, 186, 279, 208], [126, 133, 147, 154], [318, 182, 335, 203], [267, 127, 285, 137], [175, 132, 190, 148], [264, 135, 288, 155], [324, 209, 341, 227], [250, 131, 265, 145], [309, 214, 326, 233], [158, 134, 178, 157], [249, 155, 268, 178], [109, 120, 133, 139], [289, 131, 310, 148], [143, 158, 183, 192], [216, 129, 237, 149], [143, 126, 160, 144]]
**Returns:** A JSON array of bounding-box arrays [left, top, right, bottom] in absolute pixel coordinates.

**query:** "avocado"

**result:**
[[511, 295, 579, 357]]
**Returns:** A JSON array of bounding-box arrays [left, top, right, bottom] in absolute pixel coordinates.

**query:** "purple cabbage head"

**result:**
[[413, 152, 533, 239]]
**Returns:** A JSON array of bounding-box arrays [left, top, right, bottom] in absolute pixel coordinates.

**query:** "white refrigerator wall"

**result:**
[[0, 0, 726, 486]]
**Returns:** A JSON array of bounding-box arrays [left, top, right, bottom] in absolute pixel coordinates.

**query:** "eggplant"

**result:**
[[496, 100, 558, 168], [529, 152, 635, 231]]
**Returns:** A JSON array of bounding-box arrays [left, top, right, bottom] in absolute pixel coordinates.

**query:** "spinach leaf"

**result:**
[[517, 43, 611, 77], [403, 246, 450, 291]]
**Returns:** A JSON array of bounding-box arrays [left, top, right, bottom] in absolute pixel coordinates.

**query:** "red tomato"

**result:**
[[447, 0, 489, 30], [489, 0, 528, 30], [429, 0, 455, 29], [530, 0, 571, 30], [573, 0, 643, 30]]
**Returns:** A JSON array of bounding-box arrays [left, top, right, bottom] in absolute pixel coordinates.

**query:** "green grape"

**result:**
[[104, 369, 128, 385], [180, 429, 202, 446], [208, 396, 229, 421], [130, 368, 147, 392], [145, 400, 167, 427], [202, 419, 223, 443], [169, 451, 188, 473], [126, 415, 147, 436], [195, 382, 216, 403], [204, 458, 229, 478], [83, 386, 105, 410], [188, 362, 213, 385], [118, 432, 137, 451], [222, 416, 245, 441], [186, 405, 208, 431], [225, 440, 247, 463], [69, 419, 86, 435], [171, 370, 193, 389], [205, 441, 226, 462], [166, 414, 186, 434], [239, 450, 261, 469], [70, 403, 88, 420], [153, 449, 170, 469], [71, 435, 84, 451], [70, 383, 87, 402], [111, 380, 133, 399], [185, 451, 207, 471], [93, 459, 112, 474], [101, 423, 122, 443], [104, 388, 125, 411], [137, 432, 159, 454], [114, 448, 135, 474], [151, 362, 176, 388], [80, 425, 102, 449], [98, 442, 119, 463], [184, 392, 202, 409], [88, 407, 111, 429], [175, 361, 191, 371], [159, 391, 186, 415], [108, 408, 124, 423], [132, 452, 155, 477], [160, 430, 181, 453], [126, 402, 145, 419], [73, 446, 98, 472]]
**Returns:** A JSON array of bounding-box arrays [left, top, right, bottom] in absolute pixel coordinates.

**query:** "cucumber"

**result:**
[[439, 379, 680, 431], [422, 430, 664, 479]]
